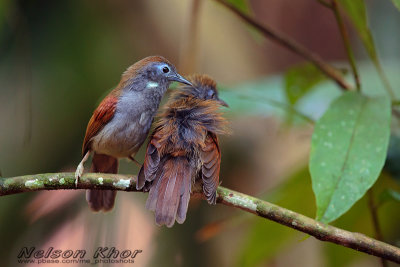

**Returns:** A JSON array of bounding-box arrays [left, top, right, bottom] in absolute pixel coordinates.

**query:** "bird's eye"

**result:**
[[207, 89, 215, 99], [162, 66, 170, 73]]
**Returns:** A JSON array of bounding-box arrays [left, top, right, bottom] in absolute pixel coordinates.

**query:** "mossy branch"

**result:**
[[1, 172, 400, 263]]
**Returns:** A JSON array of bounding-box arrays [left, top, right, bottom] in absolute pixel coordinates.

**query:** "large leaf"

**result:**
[[391, 0, 400, 11], [284, 63, 327, 105], [310, 91, 391, 223]]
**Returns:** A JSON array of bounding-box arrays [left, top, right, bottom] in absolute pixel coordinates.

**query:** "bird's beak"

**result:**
[[170, 73, 193, 86], [217, 98, 229, 107]]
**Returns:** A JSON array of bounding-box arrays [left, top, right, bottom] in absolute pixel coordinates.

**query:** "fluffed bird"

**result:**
[[75, 55, 192, 212], [136, 74, 229, 227]]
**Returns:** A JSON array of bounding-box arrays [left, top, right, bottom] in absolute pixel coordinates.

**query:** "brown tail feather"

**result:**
[[176, 171, 191, 224], [146, 157, 192, 227], [86, 153, 118, 212]]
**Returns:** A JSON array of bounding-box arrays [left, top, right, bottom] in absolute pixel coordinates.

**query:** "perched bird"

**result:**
[[75, 56, 192, 212], [137, 74, 229, 227]]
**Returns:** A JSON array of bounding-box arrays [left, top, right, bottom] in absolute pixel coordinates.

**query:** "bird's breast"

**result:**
[[91, 91, 158, 158]]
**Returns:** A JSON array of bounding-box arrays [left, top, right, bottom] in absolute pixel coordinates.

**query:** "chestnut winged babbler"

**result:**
[[75, 56, 192, 212], [136, 74, 229, 227]]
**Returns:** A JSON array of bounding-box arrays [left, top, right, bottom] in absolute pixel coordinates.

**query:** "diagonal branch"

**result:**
[[213, 0, 353, 91], [1, 172, 400, 263]]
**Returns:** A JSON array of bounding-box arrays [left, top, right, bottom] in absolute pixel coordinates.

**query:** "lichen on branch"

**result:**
[[1, 172, 400, 264]]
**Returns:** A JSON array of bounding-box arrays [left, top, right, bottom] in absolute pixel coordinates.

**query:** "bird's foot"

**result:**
[[75, 152, 90, 188], [75, 165, 83, 187]]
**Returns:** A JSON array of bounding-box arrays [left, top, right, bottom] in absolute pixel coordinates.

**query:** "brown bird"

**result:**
[[75, 56, 192, 212], [136, 74, 229, 227]]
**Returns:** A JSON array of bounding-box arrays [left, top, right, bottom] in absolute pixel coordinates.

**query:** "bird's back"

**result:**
[[155, 95, 228, 152], [137, 93, 228, 227]]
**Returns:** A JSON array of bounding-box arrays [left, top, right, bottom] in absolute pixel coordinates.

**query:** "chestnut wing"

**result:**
[[136, 128, 163, 190], [82, 95, 118, 155], [200, 132, 221, 204]]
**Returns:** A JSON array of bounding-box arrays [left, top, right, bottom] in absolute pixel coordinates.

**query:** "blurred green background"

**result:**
[[1, 0, 400, 266]]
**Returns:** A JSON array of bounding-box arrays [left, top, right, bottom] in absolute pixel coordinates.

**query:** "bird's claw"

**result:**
[[75, 165, 83, 188], [75, 151, 89, 188]]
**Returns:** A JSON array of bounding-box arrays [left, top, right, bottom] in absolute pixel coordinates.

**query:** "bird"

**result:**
[[136, 74, 229, 227], [75, 55, 192, 212]]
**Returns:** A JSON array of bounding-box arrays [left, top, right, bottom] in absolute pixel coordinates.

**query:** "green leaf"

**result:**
[[284, 63, 327, 105], [226, 0, 250, 14], [391, 0, 400, 11], [325, 173, 400, 266], [310, 91, 391, 223]]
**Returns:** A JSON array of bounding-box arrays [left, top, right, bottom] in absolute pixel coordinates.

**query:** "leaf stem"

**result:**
[[331, 0, 361, 91], [375, 61, 396, 100], [316, 0, 332, 9], [368, 188, 389, 267]]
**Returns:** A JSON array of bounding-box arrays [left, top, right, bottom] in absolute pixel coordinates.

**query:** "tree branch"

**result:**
[[213, 0, 353, 91], [1, 172, 400, 263]]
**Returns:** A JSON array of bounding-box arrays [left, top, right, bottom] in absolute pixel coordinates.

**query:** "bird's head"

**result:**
[[178, 74, 229, 107], [120, 56, 192, 91]]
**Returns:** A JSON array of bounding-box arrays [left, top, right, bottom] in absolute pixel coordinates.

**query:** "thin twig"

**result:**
[[393, 109, 400, 121], [375, 61, 396, 100], [213, 0, 353, 91], [368, 188, 389, 267], [329, 0, 396, 99], [1, 172, 400, 263], [316, 0, 332, 8], [331, 0, 361, 90]]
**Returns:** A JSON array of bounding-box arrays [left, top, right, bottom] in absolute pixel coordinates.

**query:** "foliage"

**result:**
[[391, 0, 400, 11], [284, 63, 327, 105], [310, 92, 391, 222], [220, 0, 400, 227]]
